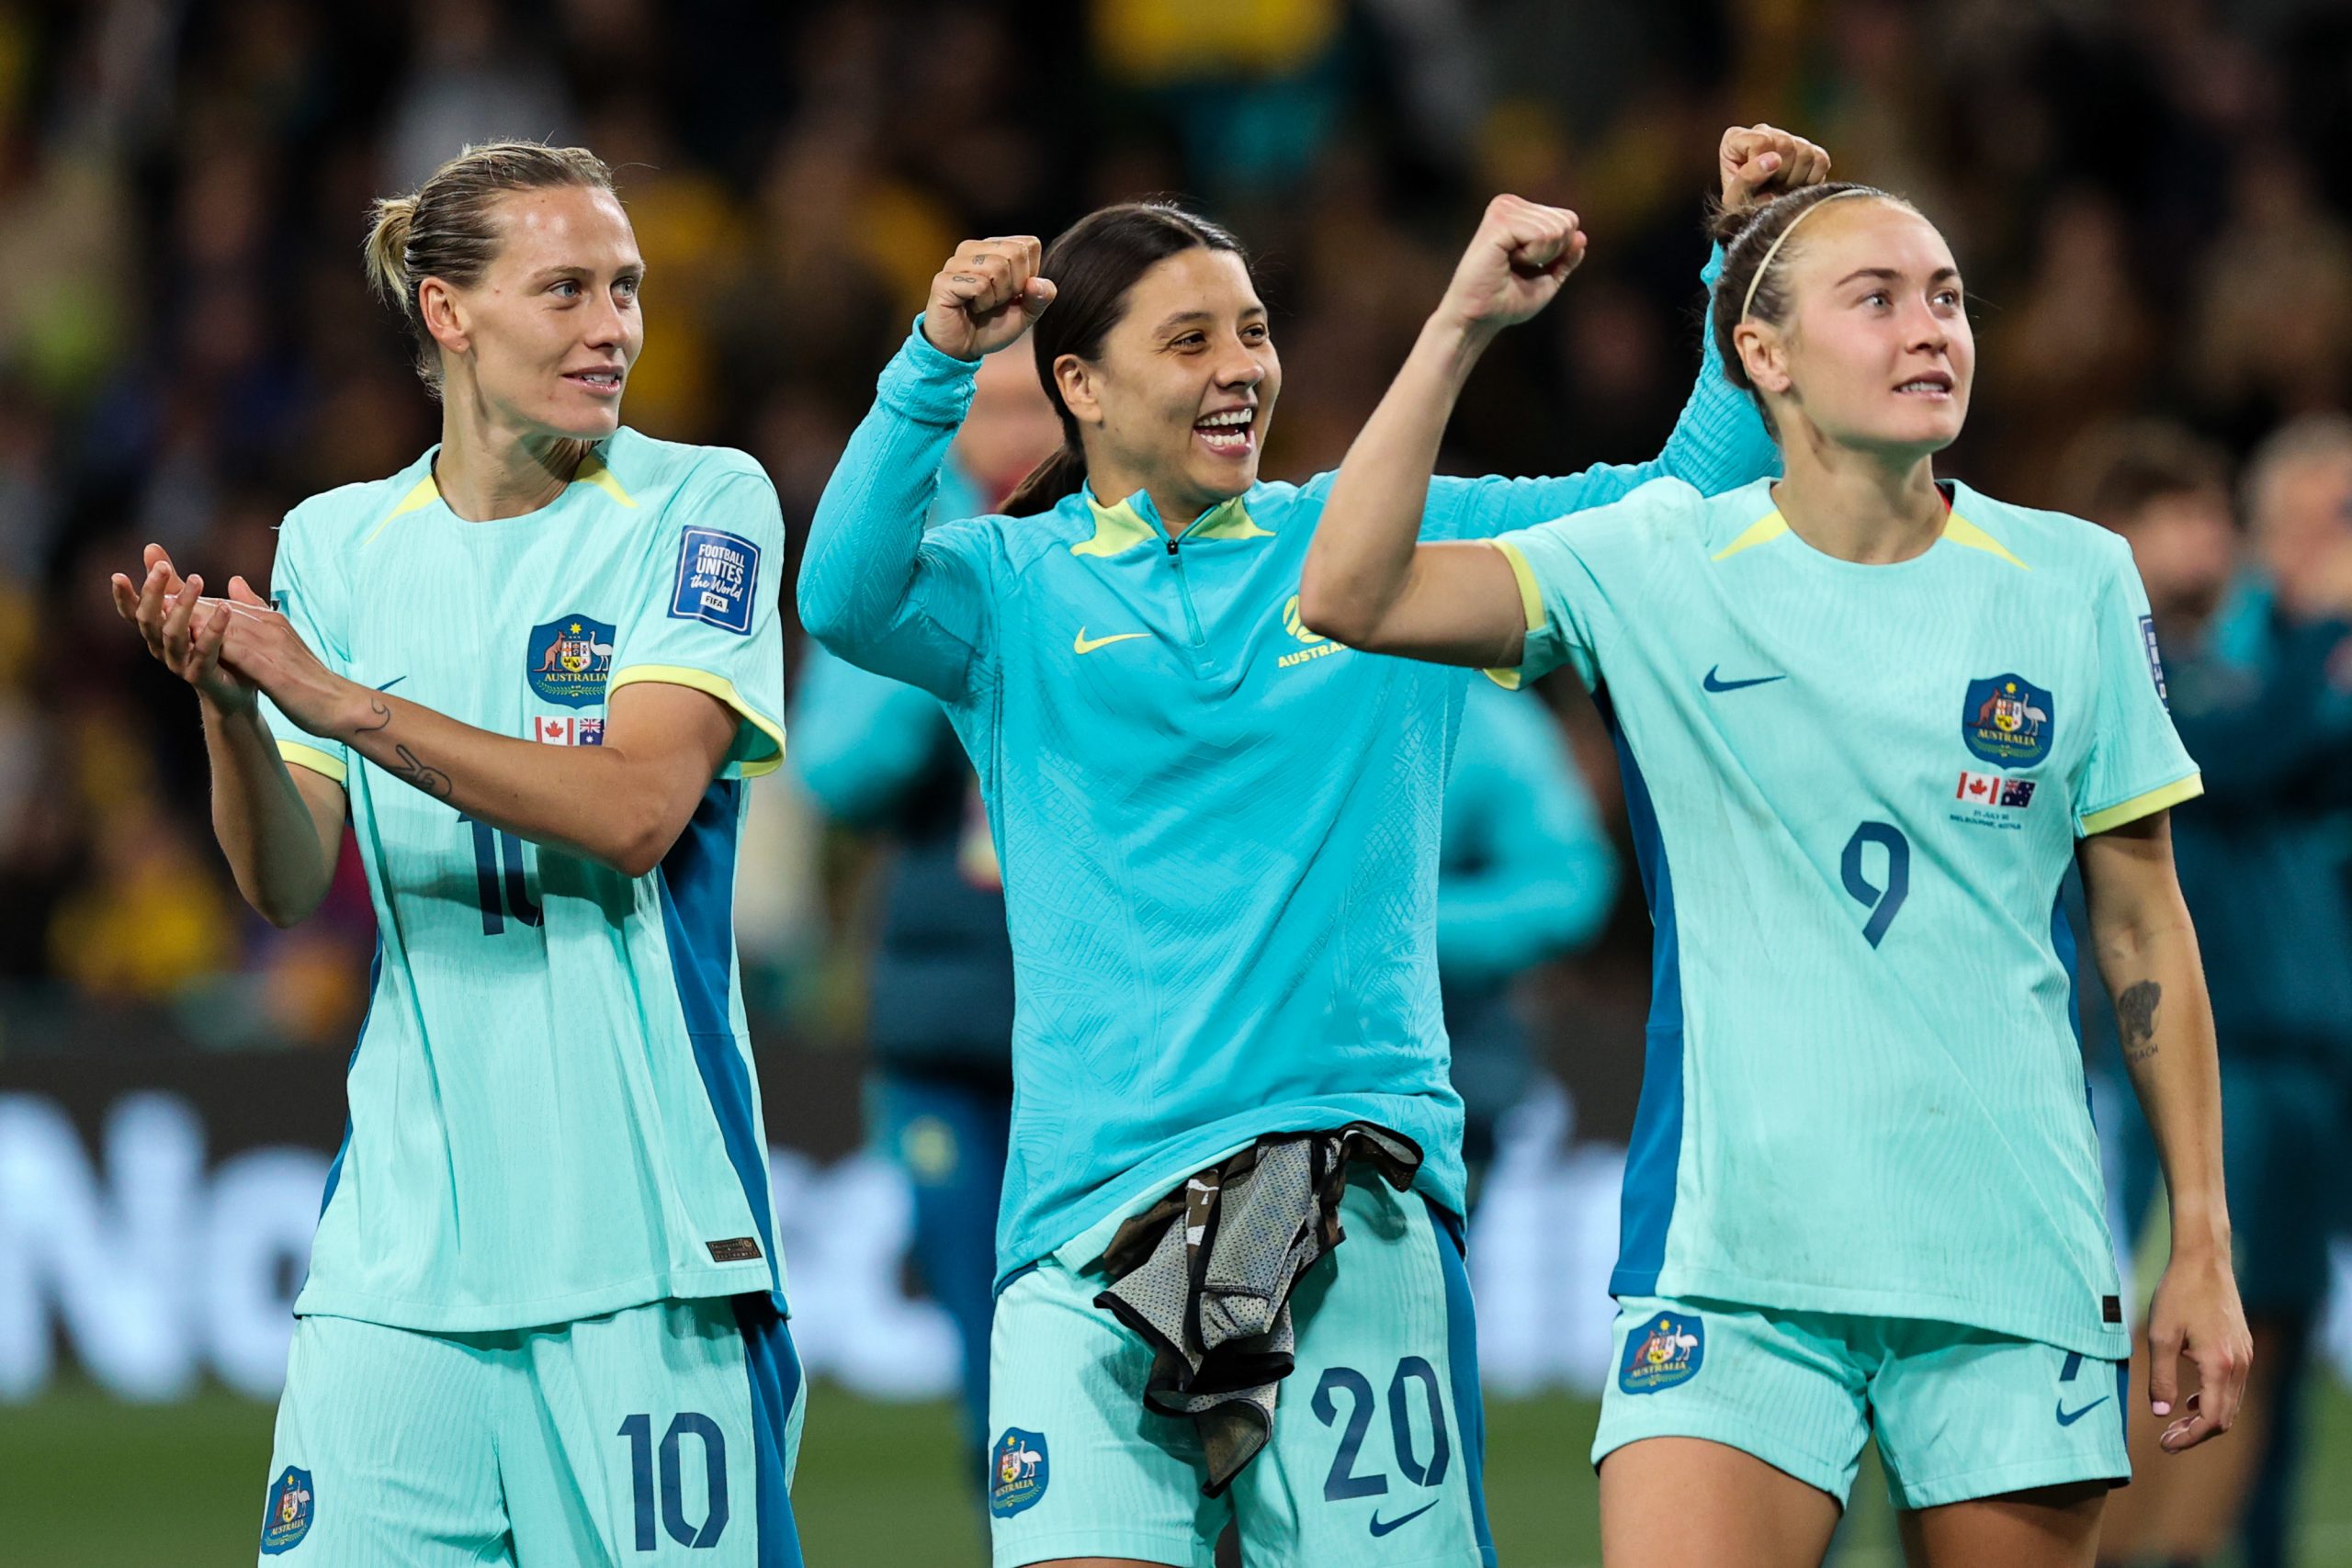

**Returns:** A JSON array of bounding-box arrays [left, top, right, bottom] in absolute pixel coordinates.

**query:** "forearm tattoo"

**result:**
[[2118, 980, 2162, 1065], [351, 698, 451, 799], [390, 743, 452, 800]]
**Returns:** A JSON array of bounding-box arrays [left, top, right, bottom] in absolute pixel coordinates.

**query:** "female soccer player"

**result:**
[[802, 128, 1824, 1568], [1298, 181, 2254, 1568], [112, 142, 803, 1567]]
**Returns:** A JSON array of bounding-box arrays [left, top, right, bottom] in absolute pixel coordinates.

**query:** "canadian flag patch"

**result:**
[[533, 716, 577, 745]]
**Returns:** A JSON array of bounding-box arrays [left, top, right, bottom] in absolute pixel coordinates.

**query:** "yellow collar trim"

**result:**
[[365, 449, 637, 545], [1711, 507, 2029, 570], [1072, 491, 1271, 557]]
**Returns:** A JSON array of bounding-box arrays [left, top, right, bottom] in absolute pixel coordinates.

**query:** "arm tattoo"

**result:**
[[2118, 980, 2162, 1065], [355, 698, 392, 733], [390, 743, 452, 799]]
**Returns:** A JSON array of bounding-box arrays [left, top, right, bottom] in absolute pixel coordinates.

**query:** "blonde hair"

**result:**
[[364, 141, 616, 392]]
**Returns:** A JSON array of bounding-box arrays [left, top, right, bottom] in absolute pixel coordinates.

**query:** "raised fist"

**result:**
[[922, 236, 1057, 362], [1436, 195, 1588, 337], [1719, 124, 1833, 217]]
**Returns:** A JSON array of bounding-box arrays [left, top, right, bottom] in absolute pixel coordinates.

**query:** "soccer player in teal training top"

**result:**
[[110, 143, 803, 1567], [804, 128, 1824, 1568], [1299, 183, 2253, 1568]]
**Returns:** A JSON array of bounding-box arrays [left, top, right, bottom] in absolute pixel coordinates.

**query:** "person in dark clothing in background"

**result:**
[[791, 349, 1057, 1506], [1439, 676, 1619, 1200], [2076, 420, 2352, 1568]]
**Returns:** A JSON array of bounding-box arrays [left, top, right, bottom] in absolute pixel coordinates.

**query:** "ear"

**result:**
[[1054, 354, 1101, 429], [1733, 319, 1793, 398], [417, 276, 471, 362]]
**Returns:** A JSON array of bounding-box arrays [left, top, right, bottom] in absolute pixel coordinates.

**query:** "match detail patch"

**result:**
[[671, 527, 761, 635]]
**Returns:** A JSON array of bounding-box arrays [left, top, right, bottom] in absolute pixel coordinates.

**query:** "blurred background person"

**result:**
[[789, 346, 1057, 1515], [1441, 677, 1618, 1201], [2073, 418, 2352, 1568]]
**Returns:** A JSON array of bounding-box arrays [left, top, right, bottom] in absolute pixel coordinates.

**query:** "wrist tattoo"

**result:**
[[2119, 980, 2162, 1064], [355, 698, 392, 734], [390, 743, 451, 800]]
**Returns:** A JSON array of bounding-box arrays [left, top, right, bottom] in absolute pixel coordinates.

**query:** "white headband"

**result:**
[[1739, 188, 1872, 321]]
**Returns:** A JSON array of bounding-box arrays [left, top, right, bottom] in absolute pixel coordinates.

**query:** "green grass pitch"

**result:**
[[9, 1380, 2350, 1565]]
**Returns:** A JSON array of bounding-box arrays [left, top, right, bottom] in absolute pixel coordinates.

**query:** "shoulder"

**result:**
[[1945, 481, 2132, 590], [276, 452, 439, 583], [1515, 474, 1735, 563], [608, 431, 777, 513]]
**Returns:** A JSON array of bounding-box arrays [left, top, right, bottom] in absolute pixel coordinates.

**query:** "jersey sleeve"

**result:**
[[607, 459, 788, 779], [1417, 246, 1778, 544], [1481, 479, 1693, 691], [260, 506, 352, 786], [2075, 544, 2204, 836]]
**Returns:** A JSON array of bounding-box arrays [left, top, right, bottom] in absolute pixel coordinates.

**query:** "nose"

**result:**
[[1213, 334, 1264, 389], [1902, 295, 1950, 355], [582, 288, 629, 356]]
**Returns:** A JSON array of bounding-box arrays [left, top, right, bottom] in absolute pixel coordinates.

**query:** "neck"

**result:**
[[435, 381, 594, 521], [1083, 455, 1218, 536], [1771, 425, 1946, 565]]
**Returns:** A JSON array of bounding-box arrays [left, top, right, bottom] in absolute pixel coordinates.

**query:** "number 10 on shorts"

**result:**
[[618, 1413, 729, 1550]]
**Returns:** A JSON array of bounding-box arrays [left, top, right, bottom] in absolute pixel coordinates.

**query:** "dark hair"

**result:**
[[366, 141, 617, 394], [1708, 182, 1918, 434], [1001, 202, 1250, 517], [2061, 418, 2233, 526]]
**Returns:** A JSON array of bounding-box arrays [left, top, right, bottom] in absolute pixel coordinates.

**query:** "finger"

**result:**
[[160, 572, 202, 669], [2146, 1326, 2182, 1416], [110, 573, 141, 622], [228, 574, 270, 606], [1021, 276, 1057, 316], [2201, 1338, 2250, 1432]]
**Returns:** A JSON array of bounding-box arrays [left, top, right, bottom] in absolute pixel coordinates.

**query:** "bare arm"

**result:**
[[206, 575, 738, 878], [2078, 810, 2251, 1452], [115, 547, 343, 926], [1297, 196, 1583, 665]]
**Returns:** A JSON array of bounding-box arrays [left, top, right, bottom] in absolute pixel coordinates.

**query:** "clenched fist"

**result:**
[[1718, 124, 1833, 217], [1435, 195, 1588, 339], [922, 236, 1057, 362]]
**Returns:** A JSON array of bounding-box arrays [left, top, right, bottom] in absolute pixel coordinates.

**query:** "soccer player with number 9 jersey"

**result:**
[[1301, 183, 2253, 1568], [110, 143, 803, 1566]]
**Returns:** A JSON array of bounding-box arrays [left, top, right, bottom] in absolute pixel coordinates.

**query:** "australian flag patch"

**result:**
[[670, 527, 760, 635]]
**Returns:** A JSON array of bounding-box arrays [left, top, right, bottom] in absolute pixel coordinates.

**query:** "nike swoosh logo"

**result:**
[[2054, 1396, 2109, 1427], [1368, 1500, 1440, 1538], [374, 675, 407, 692], [1073, 628, 1148, 655], [1702, 665, 1786, 693]]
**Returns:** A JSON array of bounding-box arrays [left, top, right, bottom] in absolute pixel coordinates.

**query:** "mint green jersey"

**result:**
[[1492, 476, 2201, 1358], [260, 430, 789, 1333]]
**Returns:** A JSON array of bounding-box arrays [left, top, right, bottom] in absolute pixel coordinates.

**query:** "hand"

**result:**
[[1435, 195, 1588, 339], [2144, 1243, 2253, 1452], [207, 575, 359, 739], [1718, 124, 1832, 217], [921, 236, 1057, 361], [111, 544, 257, 714]]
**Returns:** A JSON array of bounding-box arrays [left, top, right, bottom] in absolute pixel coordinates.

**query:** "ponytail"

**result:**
[[1002, 441, 1090, 518], [364, 195, 417, 312]]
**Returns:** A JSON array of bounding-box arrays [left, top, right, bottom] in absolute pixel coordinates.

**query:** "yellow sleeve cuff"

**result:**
[[277, 739, 348, 784], [2079, 772, 2203, 837], [1478, 538, 1545, 691], [608, 664, 787, 777]]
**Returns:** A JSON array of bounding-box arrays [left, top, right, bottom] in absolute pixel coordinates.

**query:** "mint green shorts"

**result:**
[[258, 1295, 805, 1564], [1594, 1294, 2129, 1509], [986, 1174, 1493, 1568]]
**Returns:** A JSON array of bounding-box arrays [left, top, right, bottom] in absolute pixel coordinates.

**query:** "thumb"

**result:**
[[1022, 276, 1057, 316], [228, 575, 270, 606]]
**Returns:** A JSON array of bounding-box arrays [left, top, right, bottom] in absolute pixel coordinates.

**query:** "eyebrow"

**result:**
[[1836, 265, 1961, 288], [525, 262, 646, 286], [1151, 304, 1268, 333]]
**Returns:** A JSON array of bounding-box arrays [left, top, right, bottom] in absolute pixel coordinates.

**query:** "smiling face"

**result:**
[[1057, 247, 1281, 524], [424, 185, 644, 439], [1739, 199, 1973, 461]]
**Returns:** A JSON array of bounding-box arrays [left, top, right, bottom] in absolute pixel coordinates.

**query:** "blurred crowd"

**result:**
[[6, 0, 2352, 1063]]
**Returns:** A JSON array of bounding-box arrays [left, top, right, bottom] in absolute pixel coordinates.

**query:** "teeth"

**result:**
[[1196, 410, 1252, 428]]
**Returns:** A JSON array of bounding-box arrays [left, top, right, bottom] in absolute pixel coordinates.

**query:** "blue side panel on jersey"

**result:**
[[659, 779, 784, 1303], [315, 937, 384, 1219], [732, 1294, 808, 1568], [1430, 1202, 1498, 1568], [1600, 693, 1685, 1297]]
